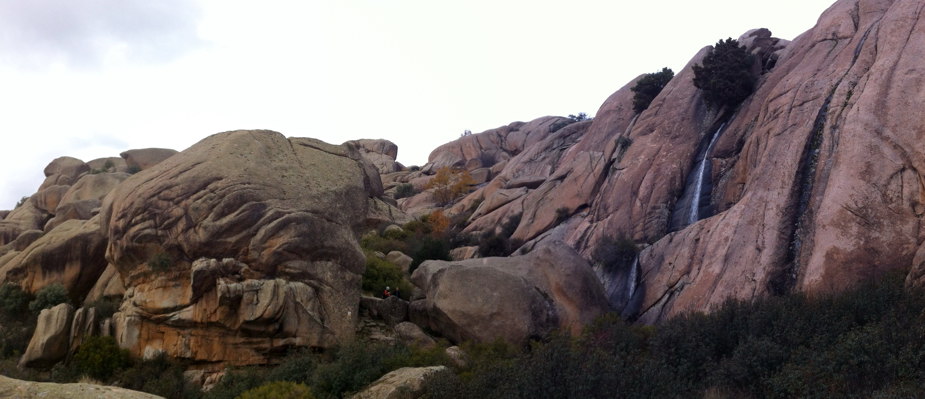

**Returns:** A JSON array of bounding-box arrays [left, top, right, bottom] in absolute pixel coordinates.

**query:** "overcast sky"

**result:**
[[0, 0, 835, 209]]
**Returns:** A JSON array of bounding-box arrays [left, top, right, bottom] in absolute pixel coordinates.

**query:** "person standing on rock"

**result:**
[[383, 286, 391, 298]]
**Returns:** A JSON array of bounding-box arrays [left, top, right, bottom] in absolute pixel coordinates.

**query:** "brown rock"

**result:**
[[423, 116, 566, 174], [20, 303, 74, 368], [31, 185, 70, 214], [0, 200, 49, 245], [84, 264, 126, 304], [410, 242, 608, 345], [448, 246, 478, 261], [45, 199, 100, 230], [0, 374, 162, 399], [69, 307, 99, 353], [0, 217, 107, 301], [386, 251, 413, 273], [57, 173, 129, 211], [346, 139, 402, 174], [87, 157, 128, 174], [393, 321, 436, 348], [40, 157, 89, 189], [351, 366, 447, 399], [120, 148, 178, 172], [102, 130, 381, 365]]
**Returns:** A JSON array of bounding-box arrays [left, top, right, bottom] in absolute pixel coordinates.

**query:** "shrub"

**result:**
[[119, 352, 202, 399], [70, 336, 131, 381], [126, 165, 142, 174], [237, 381, 315, 399], [362, 254, 412, 299], [0, 283, 30, 318], [14, 196, 29, 209], [0, 316, 35, 358], [86, 297, 121, 319], [631, 67, 675, 113], [29, 283, 69, 314], [425, 167, 475, 205], [394, 183, 416, 199], [266, 349, 317, 385], [592, 236, 638, 273], [206, 367, 268, 399], [692, 38, 756, 108], [410, 237, 450, 274], [147, 252, 172, 271], [549, 112, 590, 133]]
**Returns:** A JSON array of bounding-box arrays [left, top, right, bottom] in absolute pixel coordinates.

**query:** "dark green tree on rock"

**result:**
[[631, 67, 674, 113], [693, 38, 756, 108]]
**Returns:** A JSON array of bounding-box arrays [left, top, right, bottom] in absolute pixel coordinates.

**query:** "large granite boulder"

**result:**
[[101, 130, 383, 365], [351, 366, 447, 399], [119, 148, 178, 171], [0, 217, 108, 301], [0, 374, 161, 399], [410, 242, 608, 345], [347, 139, 403, 174], [19, 303, 74, 368]]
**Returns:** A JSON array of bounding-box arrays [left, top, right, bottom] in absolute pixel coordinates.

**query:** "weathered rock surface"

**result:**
[[102, 130, 384, 365], [351, 366, 447, 399], [393, 321, 436, 348], [0, 200, 48, 245], [348, 139, 403, 174], [410, 242, 608, 345], [0, 375, 163, 399], [119, 148, 178, 171], [20, 303, 74, 368], [0, 217, 108, 301]]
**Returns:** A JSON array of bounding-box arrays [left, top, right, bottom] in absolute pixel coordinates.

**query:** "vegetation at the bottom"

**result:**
[[421, 269, 925, 398], [1, 257, 923, 399]]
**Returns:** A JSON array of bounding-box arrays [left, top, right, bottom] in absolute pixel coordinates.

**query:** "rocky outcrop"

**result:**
[[348, 139, 403, 174], [393, 322, 436, 348], [20, 303, 74, 368], [0, 375, 162, 399], [351, 366, 447, 399], [410, 242, 608, 345], [101, 130, 384, 365], [119, 148, 178, 171], [424, 117, 567, 174], [0, 217, 108, 301]]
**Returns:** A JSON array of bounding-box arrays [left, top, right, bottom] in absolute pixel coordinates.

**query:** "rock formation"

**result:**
[[0, 374, 162, 399], [410, 242, 608, 345], [101, 130, 387, 366]]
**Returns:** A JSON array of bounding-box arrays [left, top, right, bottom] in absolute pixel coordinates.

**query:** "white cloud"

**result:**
[[0, 0, 204, 69]]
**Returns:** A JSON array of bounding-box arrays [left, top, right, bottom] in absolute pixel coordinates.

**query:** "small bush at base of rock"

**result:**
[[394, 183, 416, 199], [28, 283, 69, 314], [0, 283, 31, 317], [236, 381, 315, 399], [70, 336, 131, 381]]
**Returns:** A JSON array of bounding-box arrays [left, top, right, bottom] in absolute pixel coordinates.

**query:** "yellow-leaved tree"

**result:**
[[425, 167, 475, 205]]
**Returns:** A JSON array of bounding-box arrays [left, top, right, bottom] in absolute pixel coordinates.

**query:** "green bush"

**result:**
[[70, 336, 131, 381], [28, 283, 69, 314], [410, 237, 450, 274], [419, 270, 925, 398], [631, 67, 675, 113], [206, 367, 268, 399], [265, 349, 317, 385], [592, 236, 638, 273], [693, 38, 756, 108], [237, 381, 315, 399], [0, 283, 30, 317], [310, 342, 410, 399], [119, 352, 202, 399], [362, 254, 412, 299], [548, 112, 590, 133], [394, 183, 416, 199]]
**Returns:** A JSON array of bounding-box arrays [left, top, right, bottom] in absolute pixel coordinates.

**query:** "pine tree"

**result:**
[[692, 38, 756, 108], [631, 67, 675, 113]]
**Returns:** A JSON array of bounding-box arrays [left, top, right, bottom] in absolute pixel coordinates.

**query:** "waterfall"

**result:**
[[625, 255, 639, 300], [669, 122, 727, 231], [687, 123, 726, 225]]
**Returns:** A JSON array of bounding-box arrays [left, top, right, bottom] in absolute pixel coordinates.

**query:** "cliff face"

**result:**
[[410, 0, 925, 322]]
